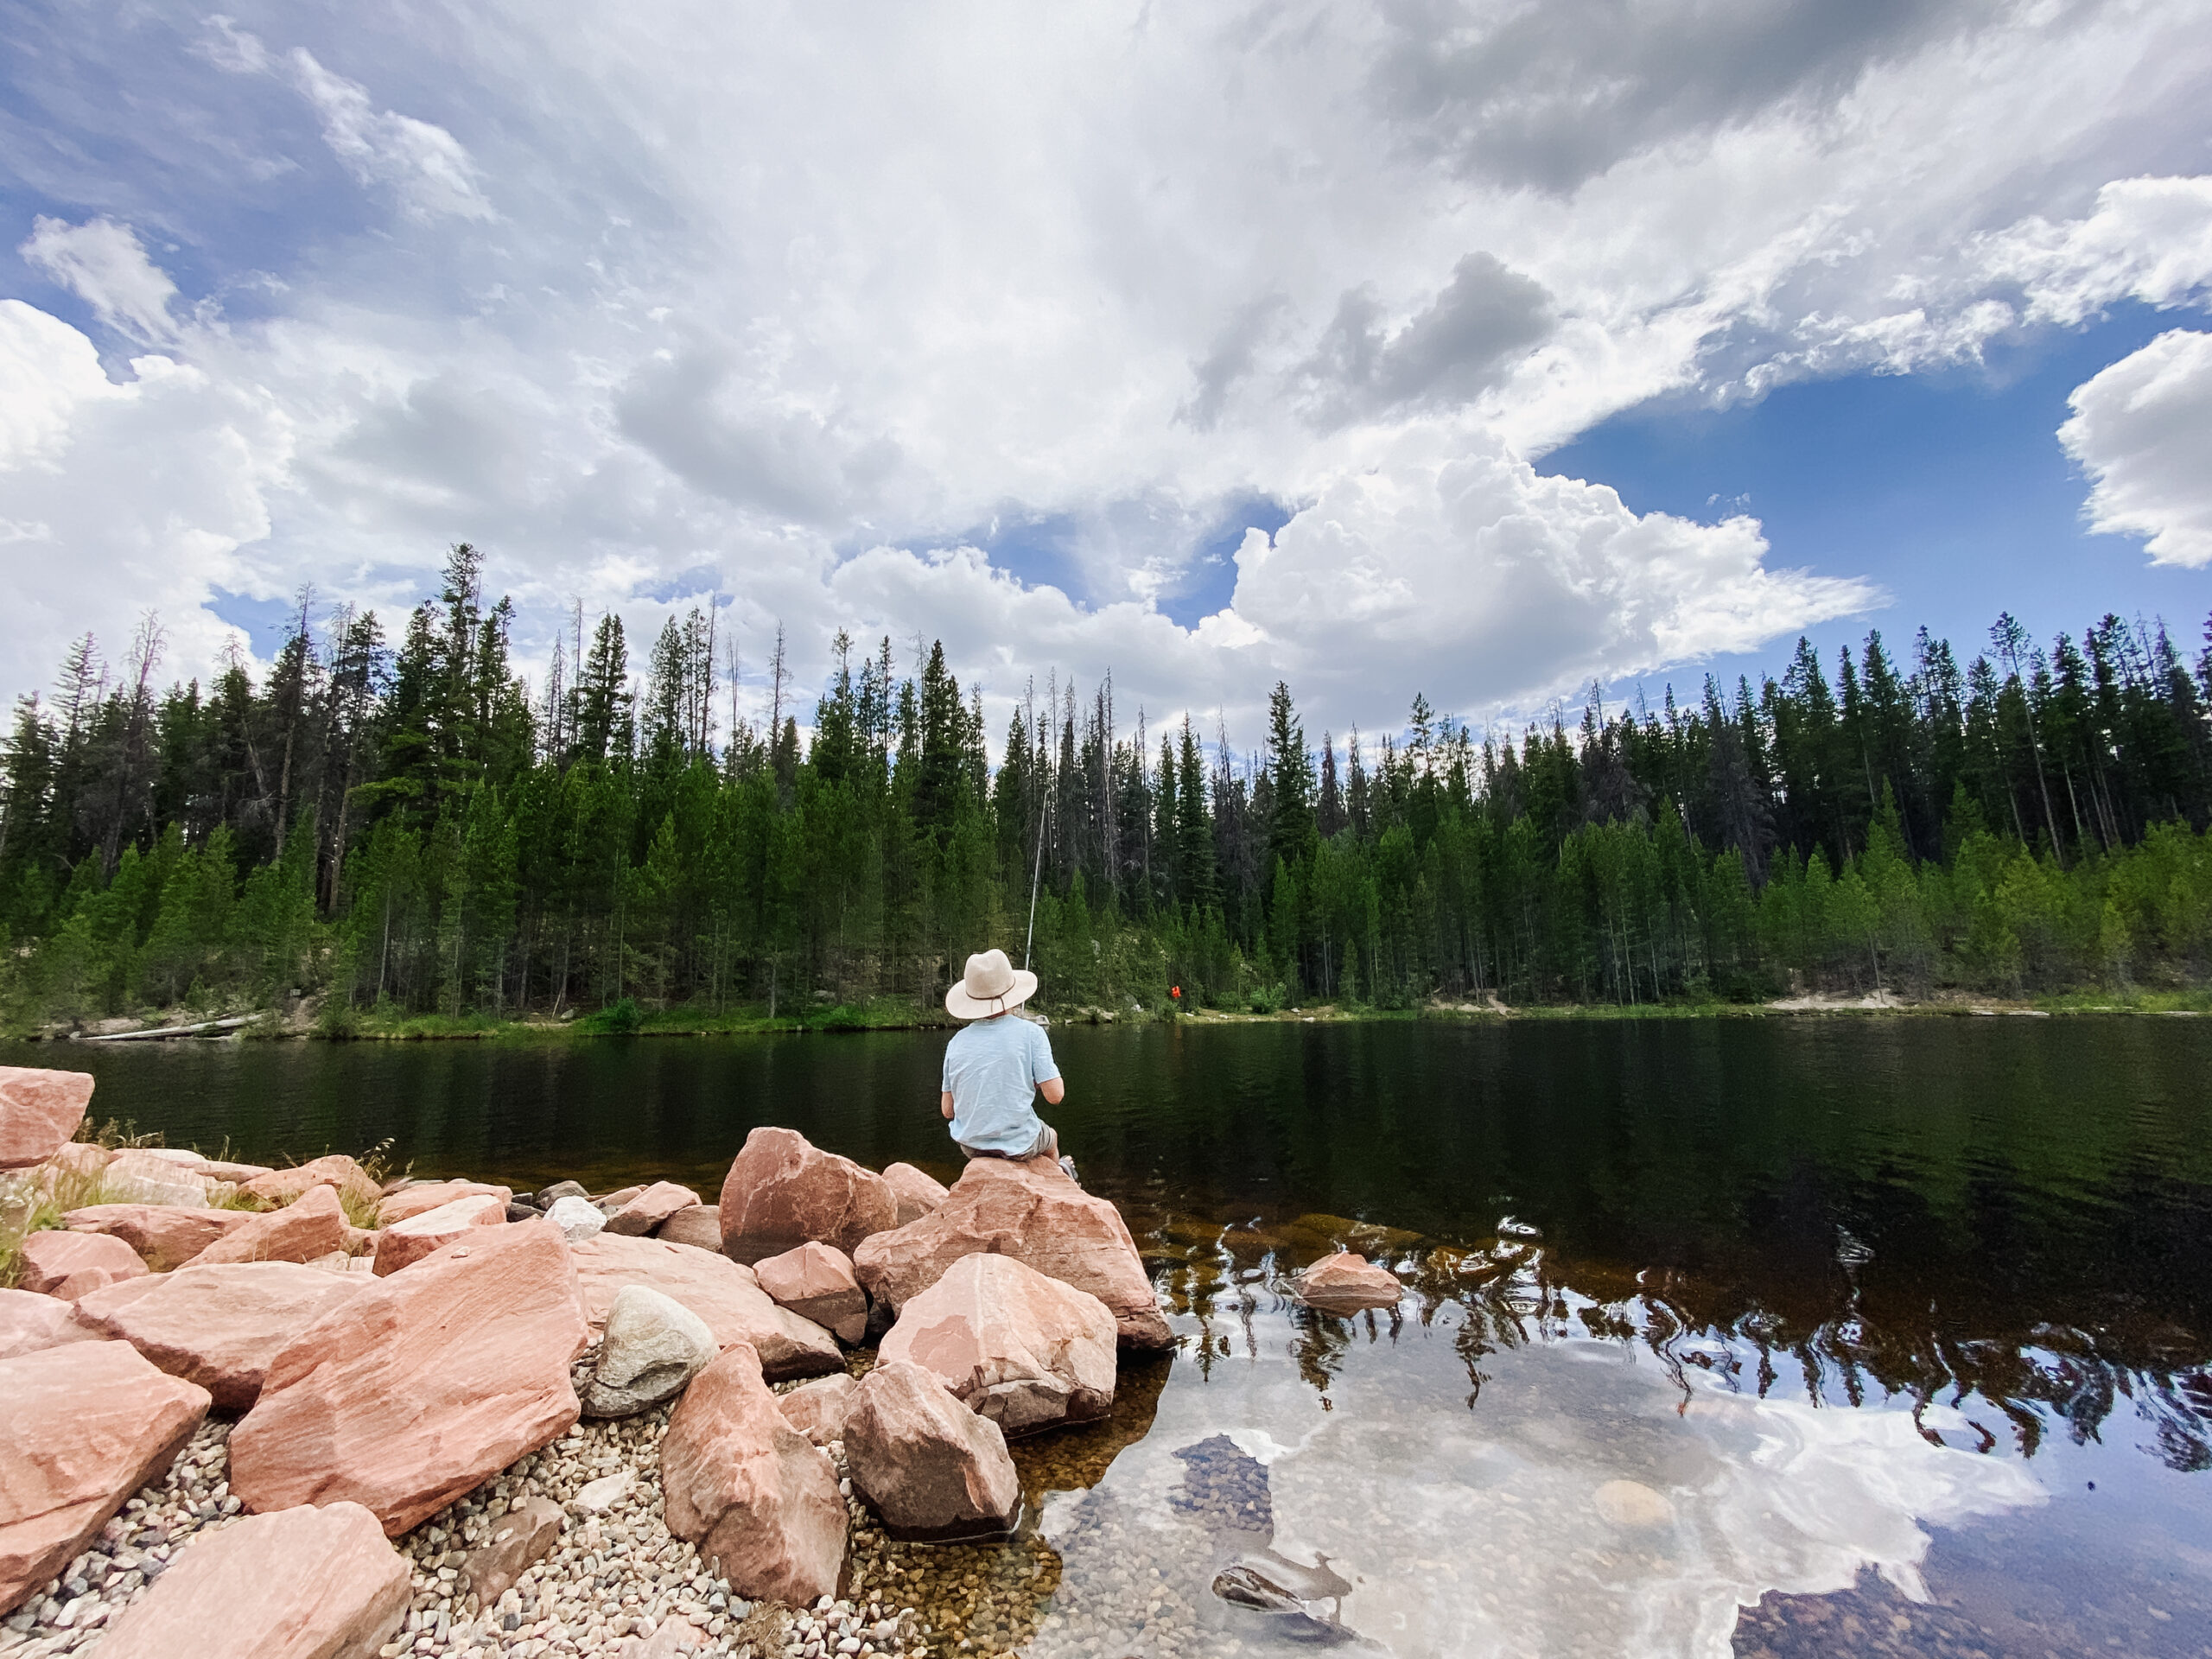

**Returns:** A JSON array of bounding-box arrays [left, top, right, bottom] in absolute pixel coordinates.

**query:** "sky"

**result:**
[[1, 0, 2209, 752]]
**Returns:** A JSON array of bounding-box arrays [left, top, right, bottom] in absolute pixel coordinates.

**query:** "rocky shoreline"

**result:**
[[2, 1064, 1397, 1659]]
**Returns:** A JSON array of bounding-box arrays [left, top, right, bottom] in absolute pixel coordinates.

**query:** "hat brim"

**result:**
[[945, 969, 1039, 1020]]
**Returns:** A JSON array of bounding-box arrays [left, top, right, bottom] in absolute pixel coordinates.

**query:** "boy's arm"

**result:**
[[940, 1090, 956, 1120], [1033, 1022, 1065, 1105]]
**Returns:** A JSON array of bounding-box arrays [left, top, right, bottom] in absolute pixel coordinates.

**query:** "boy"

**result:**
[[940, 948, 1076, 1179]]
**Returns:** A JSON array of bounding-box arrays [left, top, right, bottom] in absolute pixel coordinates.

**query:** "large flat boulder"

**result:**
[[0, 1287, 100, 1361], [94, 1499, 410, 1659], [242, 1154, 381, 1212], [74, 1261, 381, 1408], [62, 1202, 252, 1270], [1292, 1252, 1403, 1313], [228, 1219, 588, 1535], [196, 1183, 348, 1267], [16, 1229, 149, 1299], [660, 1343, 846, 1605], [717, 1128, 897, 1262], [881, 1163, 950, 1226], [605, 1180, 702, 1236], [0, 1341, 209, 1614], [579, 1285, 716, 1419], [853, 1156, 1172, 1349], [376, 1179, 512, 1227], [568, 1234, 842, 1381], [754, 1241, 868, 1344], [372, 1191, 508, 1275], [880, 1250, 1116, 1437], [842, 1359, 1020, 1542], [0, 1067, 94, 1172]]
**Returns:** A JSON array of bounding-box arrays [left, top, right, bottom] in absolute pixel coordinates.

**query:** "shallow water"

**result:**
[[12, 1015, 2212, 1656]]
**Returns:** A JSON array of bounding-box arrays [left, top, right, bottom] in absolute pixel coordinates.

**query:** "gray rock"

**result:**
[[545, 1195, 607, 1243], [537, 1180, 590, 1206], [505, 1202, 541, 1222], [580, 1284, 717, 1418]]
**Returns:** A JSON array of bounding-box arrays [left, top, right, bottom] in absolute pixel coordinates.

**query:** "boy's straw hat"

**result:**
[[945, 948, 1039, 1020]]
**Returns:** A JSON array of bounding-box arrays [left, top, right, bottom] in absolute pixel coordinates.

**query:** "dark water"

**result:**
[[11, 1015, 2212, 1657]]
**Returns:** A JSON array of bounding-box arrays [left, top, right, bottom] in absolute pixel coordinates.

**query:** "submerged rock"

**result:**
[[1291, 1252, 1402, 1314]]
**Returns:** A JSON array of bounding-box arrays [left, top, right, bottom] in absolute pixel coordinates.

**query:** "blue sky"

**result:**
[[2, 1, 2208, 745], [1546, 304, 2211, 715]]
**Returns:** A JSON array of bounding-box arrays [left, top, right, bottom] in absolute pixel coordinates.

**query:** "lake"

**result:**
[[10, 1015, 2212, 1657]]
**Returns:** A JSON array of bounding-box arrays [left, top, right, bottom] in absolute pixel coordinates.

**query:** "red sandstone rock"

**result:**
[[377, 1179, 512, 1227], [717, 1128, 897, 1262], [853, 1157, 1172, 1349], [881, 1162, 951, 1227], [655, 1205, 723, 1253], [461, 1495, 566, 1601], [228, 1220, 588, 1535], [196, 1183, 349, 1267], [842, 1359, 1020, 1541], [95, 1499, 410, 1659], [568, 1234, 842, 1381], [41, 1141, 111, 1184], [660, 1344, 846, 1605], [0, 1287, 100, 1361], [371, 1192, 508, 1276], [605, 1180, 703, 1237], [880, 1251, 1116, 1436], [0, 1068, 95, 1172], [753, 1241, 868, 1343], [776, 1373, 859, 1446], [74, 1261, 380, 1408], [16, 1229, 149, 1299], [192, 1158, 276, 1185], [63, 1203, 253, 1270], [0, 1341, 209, 1614], [93, 1149, 211, 1209], [1291, 1251, 1403, 1313], [243, 1154, 381, 1211]]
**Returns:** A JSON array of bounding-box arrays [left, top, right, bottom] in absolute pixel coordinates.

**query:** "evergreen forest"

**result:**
[[3, 543, 2209, 1033]]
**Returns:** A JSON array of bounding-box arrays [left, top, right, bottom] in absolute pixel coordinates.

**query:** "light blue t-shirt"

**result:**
[[942, 1014, 1060, 1154]]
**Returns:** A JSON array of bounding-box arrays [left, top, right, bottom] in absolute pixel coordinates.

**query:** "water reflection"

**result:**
[[1134, 1203, 2212, 1476]]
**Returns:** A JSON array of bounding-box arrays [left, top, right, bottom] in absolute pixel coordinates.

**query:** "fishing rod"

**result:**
[[1023, 754, 1056, 971]]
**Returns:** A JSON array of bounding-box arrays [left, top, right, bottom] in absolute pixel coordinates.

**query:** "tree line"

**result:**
[[2, 543, 2208, 1027]]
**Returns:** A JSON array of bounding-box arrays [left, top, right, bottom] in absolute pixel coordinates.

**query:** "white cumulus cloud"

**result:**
[[18, 217, 181, 346], [2059, 328, 2212, 569]]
